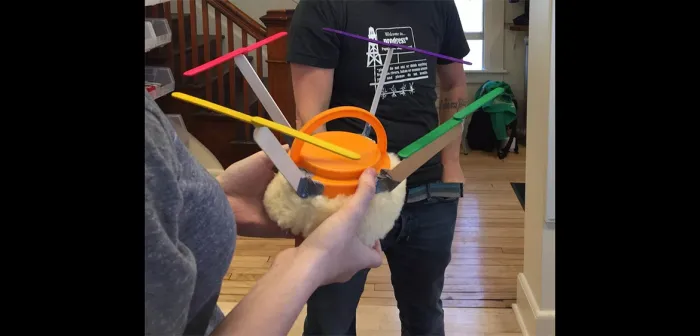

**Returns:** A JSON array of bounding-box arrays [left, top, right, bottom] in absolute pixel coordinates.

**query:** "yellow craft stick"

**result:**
[[171, 92, 253, 123], [170, 92, 361, 160]]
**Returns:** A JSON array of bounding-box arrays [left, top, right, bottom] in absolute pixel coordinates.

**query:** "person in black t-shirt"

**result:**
[[287, 1, 471, 335]]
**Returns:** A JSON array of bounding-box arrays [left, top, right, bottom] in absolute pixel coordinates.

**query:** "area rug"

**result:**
[[510, 182, 525, 210]]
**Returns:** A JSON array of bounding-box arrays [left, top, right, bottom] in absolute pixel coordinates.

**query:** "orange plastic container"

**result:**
[[289, 106, 392, 198]]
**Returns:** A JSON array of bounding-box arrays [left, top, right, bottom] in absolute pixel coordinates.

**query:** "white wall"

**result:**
[[436, 1, 527, 131], [511, 0, 555, 335], [546, 2, 555, 223], [543, 0, 555, 312], [466, 1, 528, 104]]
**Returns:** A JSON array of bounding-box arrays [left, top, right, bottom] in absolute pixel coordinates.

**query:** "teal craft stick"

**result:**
[[397, 87, 506, 159]]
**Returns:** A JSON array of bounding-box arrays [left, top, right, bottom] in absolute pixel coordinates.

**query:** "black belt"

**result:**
[[405, 182, 463, 204]]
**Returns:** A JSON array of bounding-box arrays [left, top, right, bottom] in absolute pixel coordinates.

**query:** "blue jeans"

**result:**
[[302, 196, 459, 336]]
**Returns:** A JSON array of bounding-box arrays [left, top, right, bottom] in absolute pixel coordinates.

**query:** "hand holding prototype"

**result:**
[[217, 148, 293, 238], [276, 168, 384, 285]]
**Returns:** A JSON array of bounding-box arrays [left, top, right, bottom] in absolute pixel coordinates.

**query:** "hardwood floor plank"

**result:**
[[216, 303, 523, 335], [218, 294, 245, 302], [447, 258, 524, 266], [230, 256, 270, 263], [454, 218, 524, 228], [221, 280, 258, 288], [451, 252, 524, 260], [452, 227, 524, 238]]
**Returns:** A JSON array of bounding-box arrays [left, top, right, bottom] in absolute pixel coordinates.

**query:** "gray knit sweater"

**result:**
[[144, 91, 236, 335]]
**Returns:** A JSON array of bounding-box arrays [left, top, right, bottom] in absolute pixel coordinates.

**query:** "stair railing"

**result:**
[[147, 1, 294, 138], [146, 1, 294, 166]]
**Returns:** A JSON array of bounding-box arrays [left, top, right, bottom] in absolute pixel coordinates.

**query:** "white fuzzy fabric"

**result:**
[[263, 153, 406, 246]]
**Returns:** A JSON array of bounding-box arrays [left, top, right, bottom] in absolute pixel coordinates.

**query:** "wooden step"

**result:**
[[169, 13, 192, 45], [193, 86, 265, 119], [146, 34, 224, 77], [146, 33, 259, 103], [184, 113, 261, 167]]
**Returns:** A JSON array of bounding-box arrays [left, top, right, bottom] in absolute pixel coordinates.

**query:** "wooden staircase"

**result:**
[[145, 0, 295, 167]]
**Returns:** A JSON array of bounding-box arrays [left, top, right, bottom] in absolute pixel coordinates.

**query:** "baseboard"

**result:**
[[512, 273, 555, 336], [511, 303, 530, 336]]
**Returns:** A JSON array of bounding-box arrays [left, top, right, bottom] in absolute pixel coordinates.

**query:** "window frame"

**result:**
[[460, 0, 506, 74]]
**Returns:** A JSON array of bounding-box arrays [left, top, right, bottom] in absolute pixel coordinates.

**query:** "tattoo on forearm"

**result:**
[[439, 98, 469, 110], [438, 98, 469, 129]]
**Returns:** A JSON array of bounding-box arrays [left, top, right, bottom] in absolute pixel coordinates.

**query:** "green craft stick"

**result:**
[[453, 87, 504, 120], [398, 87, 505, 159], [398, 119, 461, 158]]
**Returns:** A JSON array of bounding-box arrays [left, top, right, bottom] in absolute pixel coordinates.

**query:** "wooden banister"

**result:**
[[148, 2, 295, 166], [260, 9, 295, 139], [206, 0, 266, 40]]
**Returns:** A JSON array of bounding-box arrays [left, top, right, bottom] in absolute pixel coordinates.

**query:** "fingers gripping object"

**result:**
[[263, 107, 407, 247]]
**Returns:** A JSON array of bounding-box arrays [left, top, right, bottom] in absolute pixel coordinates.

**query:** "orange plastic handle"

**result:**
[[290, 106, 388, 161]]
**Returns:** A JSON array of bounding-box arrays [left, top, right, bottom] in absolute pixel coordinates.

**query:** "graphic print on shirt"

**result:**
[[366, 26, 429, 100]]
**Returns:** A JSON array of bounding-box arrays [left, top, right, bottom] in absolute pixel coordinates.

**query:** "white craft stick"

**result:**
[[234, 55, 291, 128], [370, 47, 394, 116], [384, 127, 463, 185], [253, 127, 303, 192], [362, 48, 394, 137]]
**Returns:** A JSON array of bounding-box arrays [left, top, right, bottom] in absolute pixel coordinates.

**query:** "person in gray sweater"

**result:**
[[145, 91, 383, 336]]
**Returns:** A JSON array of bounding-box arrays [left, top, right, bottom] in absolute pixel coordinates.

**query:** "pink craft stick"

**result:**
[[183, 32, 288, 76], [323, 28, 472, 65]]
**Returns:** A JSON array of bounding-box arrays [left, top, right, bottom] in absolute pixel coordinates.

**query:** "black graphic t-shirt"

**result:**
[[287, 0, 470, 187]]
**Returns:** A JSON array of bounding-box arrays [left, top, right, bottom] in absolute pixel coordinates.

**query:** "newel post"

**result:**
[[260, 9, 296, 139]]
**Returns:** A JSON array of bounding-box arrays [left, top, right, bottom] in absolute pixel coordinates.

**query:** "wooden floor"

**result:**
[[218, 302, 522, 336], [220, 148, 526, 335]]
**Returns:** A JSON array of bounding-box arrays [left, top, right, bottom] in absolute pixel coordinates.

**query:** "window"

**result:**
[[455, 0, 505, 72], [465, 40, 484, 70], [456, 0, 483, 70]]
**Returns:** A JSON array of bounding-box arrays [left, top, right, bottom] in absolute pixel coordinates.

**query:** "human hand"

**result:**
[[442, 160, 465, 184], [291, 168, 383, 285], [217, 148, 293, 238]]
